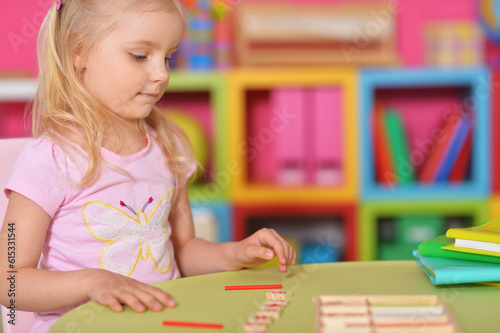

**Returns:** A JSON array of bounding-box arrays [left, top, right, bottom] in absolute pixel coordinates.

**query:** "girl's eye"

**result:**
[[131, 54, 146, 61], [165, 57, 174, 65]]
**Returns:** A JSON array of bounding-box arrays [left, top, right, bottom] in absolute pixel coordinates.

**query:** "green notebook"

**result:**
[[418, 234, 500, 264], [384, 110, 415, 183]]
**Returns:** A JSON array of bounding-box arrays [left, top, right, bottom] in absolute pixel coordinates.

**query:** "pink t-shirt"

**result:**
[[4, 134, 193, 332]]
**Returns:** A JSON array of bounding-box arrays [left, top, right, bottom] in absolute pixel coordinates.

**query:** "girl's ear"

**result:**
[[73, 46, 86, 71]]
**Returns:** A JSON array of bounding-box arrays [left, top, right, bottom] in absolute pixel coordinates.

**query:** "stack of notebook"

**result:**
[[414, 217, 500, 285]]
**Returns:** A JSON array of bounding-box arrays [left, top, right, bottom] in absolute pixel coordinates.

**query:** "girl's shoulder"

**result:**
[[23, 135, 68, 160]]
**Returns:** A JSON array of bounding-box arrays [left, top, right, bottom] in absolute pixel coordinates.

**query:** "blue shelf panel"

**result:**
[[190, 201, 233, 242], [360, 67, 491, 200]]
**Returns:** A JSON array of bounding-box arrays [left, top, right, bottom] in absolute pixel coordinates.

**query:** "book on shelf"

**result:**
[[434, 115, 472, 182], [373, 101, 396, 185], [448, 130, 472, 182], [419, 112, 461, 183], [413, 249, 500, 285], [384, 109, 415, 184]]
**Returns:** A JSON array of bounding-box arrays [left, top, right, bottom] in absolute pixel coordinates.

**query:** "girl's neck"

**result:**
[[102, 121, 148, 156]]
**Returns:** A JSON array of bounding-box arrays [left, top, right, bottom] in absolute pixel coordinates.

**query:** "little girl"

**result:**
[[0, 1, 296, 332]]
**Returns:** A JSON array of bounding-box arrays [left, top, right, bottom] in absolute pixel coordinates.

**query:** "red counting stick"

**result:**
[[225, 284, 282, 290], [162, 320, 223, 329]]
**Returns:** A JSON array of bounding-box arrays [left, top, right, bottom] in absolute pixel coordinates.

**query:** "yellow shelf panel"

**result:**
[[228, 68, 359, 204]]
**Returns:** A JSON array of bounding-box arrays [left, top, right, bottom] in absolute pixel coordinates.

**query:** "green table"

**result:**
[[50, 261, 500, 333]]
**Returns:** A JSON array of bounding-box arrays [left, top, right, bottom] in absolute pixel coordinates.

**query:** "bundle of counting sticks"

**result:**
[[244, 290, 293, 333], [312, 294, 462, 333]]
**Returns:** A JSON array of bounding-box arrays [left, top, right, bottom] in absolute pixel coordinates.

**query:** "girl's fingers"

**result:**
[[245, 243, 273, 261], [138, 284, 176, 309], [92, 289, 124, 312], [104, 295, 124, 312], [267, 228, 297, 269], [266, 229, 289, 266], [115, 290, 147, 313]]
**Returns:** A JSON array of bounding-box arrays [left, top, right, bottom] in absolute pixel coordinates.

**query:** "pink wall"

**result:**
[[1, 0, 52, 76]]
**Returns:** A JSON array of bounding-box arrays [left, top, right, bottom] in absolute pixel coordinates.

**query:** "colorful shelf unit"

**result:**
[[493, 70, 500, 193], [359, 200, 489, 261], [165, 71, 229, 202], [360, 67, 491, 200], [233, 203, 357, 261], [228, 68, 358, 204], [0, 78, 37, 138], [490, 196, 500, 220]]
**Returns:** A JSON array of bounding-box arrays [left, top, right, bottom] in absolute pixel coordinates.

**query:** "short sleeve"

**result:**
[[4, 138, 68, 217]]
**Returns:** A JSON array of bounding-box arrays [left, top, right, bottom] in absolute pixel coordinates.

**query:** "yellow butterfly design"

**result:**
[[82, 191, 173, 276]]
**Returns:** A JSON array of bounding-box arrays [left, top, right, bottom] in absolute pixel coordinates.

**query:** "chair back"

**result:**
[[0, 137, 36, 333]]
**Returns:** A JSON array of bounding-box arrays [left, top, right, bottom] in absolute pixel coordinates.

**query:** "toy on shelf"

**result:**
[[177, 0, 234, 70], [165, 109, 209, 182], [479, 0, 500, 66], [212, 1, 233, 69], [234, 204, 357, 261], [424, 21, 484, 67], [191, 206, 219, 242], [234, 1, 399, 67]]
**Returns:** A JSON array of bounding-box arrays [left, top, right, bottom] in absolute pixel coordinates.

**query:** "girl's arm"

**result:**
[[0, 192, 175, 313], [170, 186, 296, 277]]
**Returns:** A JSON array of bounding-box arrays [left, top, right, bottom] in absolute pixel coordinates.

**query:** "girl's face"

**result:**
[[80, 9, 183, 123]]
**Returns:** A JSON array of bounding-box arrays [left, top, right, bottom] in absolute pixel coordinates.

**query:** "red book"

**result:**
[[448, 131, 472, 182], [373, 101, 396, 185], [419, 112, 461, 183]]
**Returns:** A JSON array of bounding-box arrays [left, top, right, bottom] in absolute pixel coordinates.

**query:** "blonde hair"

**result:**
[[33, 0, 196, 194]]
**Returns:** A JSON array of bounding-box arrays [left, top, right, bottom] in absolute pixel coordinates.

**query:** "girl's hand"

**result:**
[[83, 269, 176, 313], [233, 228, 297, 272]]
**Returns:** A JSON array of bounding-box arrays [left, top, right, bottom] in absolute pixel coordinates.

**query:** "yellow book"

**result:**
[[444, 217, 500, 256], [446, 217, 500, 243]]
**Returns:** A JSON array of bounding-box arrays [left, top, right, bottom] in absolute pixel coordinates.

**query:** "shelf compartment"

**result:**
[[234, 203, 357, 261], [360, 67, 491, 200], [229, 68, 358, 204], [166, 71, 229, 202], [359, 200, 488, 261]]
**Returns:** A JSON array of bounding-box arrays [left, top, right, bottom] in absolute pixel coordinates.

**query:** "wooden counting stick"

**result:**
[[313, 294, 462, 333], [244, 321, 269, 332], [247, 314, 273, 325], [266, 290, 292, 300], [258, 306, 282, 319], [265, 299, 289, 307]]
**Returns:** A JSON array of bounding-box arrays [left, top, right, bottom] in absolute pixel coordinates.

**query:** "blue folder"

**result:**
[[413, 249, 500, 285]]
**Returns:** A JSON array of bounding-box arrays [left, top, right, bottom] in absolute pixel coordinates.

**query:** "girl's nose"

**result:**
[[151, 62, 169, 84]]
